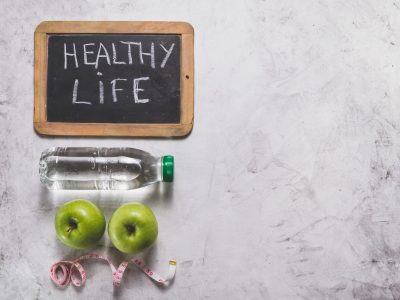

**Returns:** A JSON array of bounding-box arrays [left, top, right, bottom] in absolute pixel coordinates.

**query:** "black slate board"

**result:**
[[46, 34, 181, 123]]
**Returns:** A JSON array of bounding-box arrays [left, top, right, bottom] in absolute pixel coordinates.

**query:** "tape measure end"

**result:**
[[169, 260, 177, 266]]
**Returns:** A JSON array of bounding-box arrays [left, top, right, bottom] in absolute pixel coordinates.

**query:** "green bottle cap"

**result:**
[[162, 155, 174, 182]]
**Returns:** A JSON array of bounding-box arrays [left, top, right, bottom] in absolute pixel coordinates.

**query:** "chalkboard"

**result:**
[[34, 21, 194, 137]]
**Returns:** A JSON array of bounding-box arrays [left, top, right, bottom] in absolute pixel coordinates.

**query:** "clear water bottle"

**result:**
[[39, 147, 174, 190]]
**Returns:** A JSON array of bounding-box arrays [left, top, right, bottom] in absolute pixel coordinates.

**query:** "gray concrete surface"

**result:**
[[1, 0, 400, 299]]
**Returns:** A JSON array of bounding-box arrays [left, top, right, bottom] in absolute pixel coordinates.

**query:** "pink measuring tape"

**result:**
[[50, 253, 176, 288]]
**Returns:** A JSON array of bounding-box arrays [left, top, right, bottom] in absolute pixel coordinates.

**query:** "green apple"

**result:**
[[108, 202, 158, 254], [55, 199, 106, 249]]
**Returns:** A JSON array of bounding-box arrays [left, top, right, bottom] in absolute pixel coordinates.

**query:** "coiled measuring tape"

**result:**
[[50, 253, 176, 288]]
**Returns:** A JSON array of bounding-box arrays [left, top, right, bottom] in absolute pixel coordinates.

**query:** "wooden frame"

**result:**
[[34, 21, 194, 137]]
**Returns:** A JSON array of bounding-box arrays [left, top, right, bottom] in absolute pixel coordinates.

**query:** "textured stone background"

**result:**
[[1, 0, 400, 299]]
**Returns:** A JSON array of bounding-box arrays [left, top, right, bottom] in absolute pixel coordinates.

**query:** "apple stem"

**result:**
[[126, 225, 136, 235], [67, 220, 77, 233]]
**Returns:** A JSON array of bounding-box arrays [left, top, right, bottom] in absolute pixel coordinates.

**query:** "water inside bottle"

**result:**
[[39, 147, 162, 190]]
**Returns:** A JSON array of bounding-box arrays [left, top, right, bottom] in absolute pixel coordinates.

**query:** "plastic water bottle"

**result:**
[[39, 147, 174, 190]]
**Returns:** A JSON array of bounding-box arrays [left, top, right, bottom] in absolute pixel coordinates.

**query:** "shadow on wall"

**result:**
[[38, 181, 174, 212]]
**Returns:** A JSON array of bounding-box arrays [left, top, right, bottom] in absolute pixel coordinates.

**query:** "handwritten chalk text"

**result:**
[[62, 40, 175, 105]]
